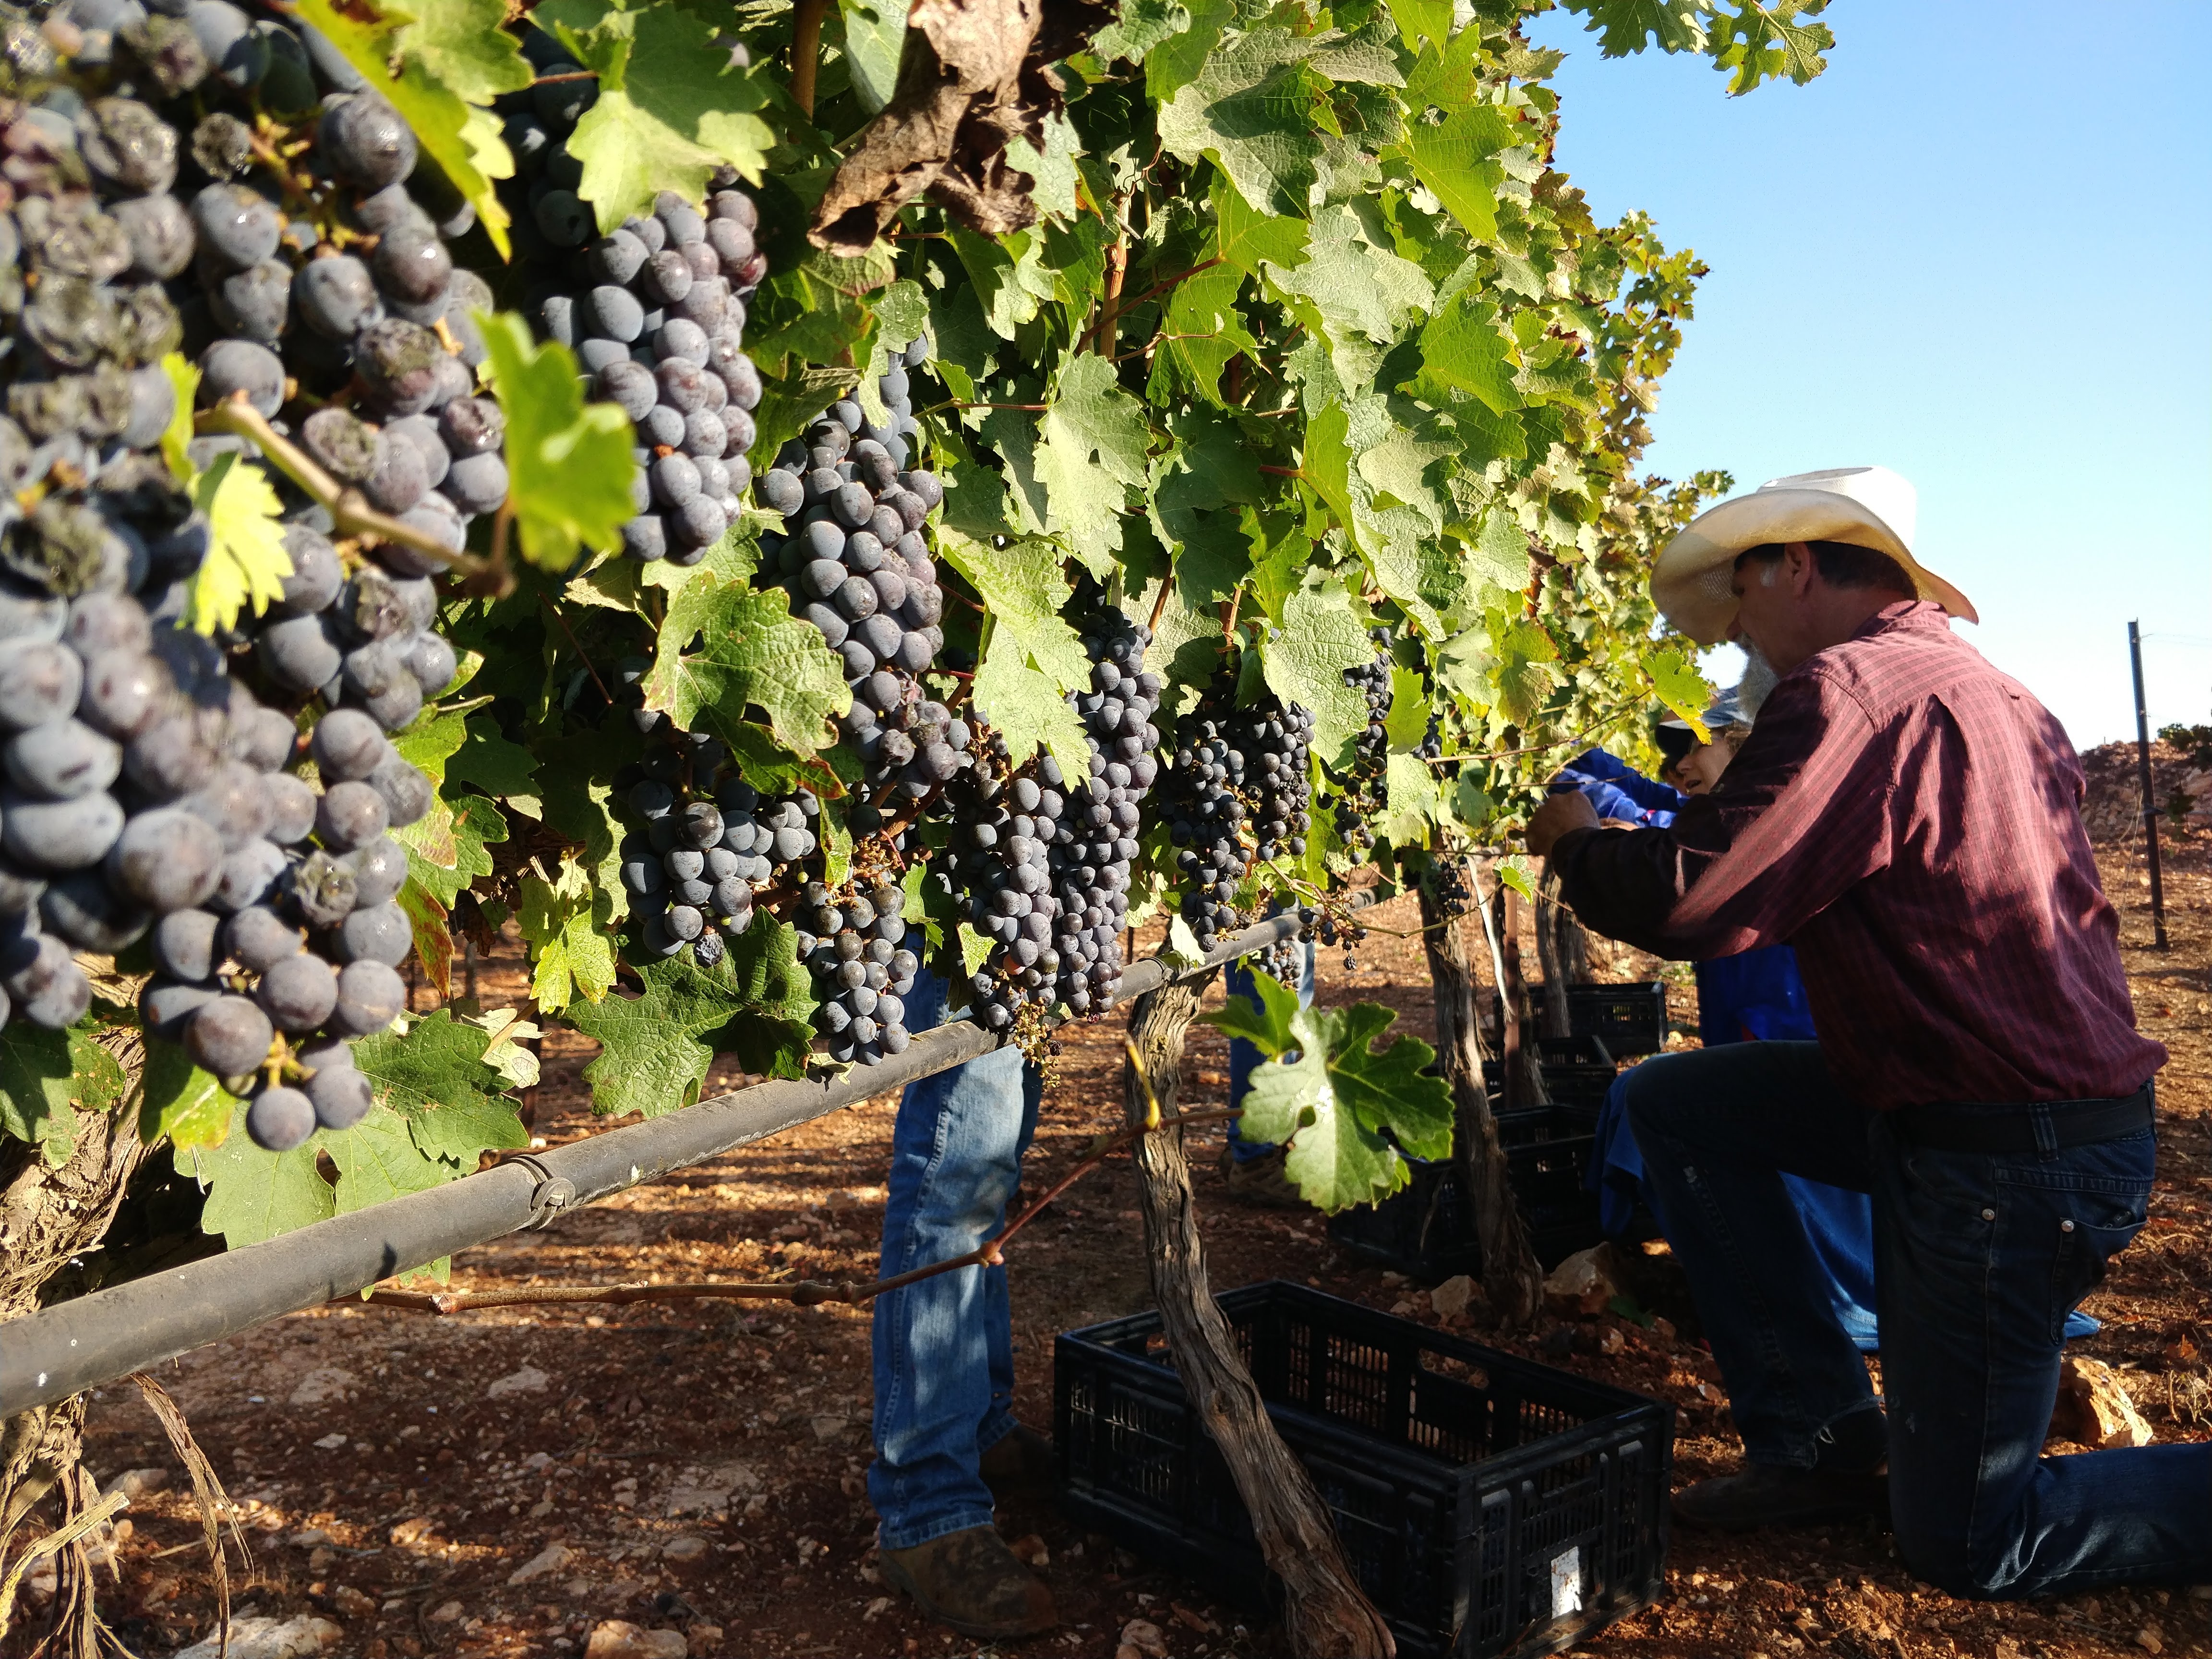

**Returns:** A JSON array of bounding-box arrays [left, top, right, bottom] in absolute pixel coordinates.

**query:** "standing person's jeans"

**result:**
[[868, 970, 1041, 1551], [1624, 1041, 2212, 1597], [1223, 942, 1315, 1161]]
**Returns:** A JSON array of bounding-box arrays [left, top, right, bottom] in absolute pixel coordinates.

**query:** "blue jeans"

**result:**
[[1224, 943, 1314, 1161], [868, 969, 1042, 1550], [1625, 1041, 2212, 1598]]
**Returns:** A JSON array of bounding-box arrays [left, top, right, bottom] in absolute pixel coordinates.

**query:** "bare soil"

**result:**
[[60, 745, 2212, 1659]]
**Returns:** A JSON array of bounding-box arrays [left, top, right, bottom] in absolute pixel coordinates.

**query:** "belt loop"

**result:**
[[2031, 1106, 2058, 1160]]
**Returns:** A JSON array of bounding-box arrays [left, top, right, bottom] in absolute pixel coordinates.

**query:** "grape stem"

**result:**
[[194, 393, 492, 579], [790, 0, 827, 117], [346, 1106, 1249, 1316]]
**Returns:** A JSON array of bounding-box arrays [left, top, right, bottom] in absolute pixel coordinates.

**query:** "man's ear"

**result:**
[[1784, 541, 1818, 596]]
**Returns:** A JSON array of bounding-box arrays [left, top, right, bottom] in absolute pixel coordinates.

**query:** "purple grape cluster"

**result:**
[[946, 737, 1068, 1038], [1049, 609, 1161, 1013], [533, 183, 762, 567], [506, 26, 765, 573], [793, 874, 917, 1066], [756, 344, 955, 831], [1164, 685, 1314, 952], [138, 704, 423, 1150]]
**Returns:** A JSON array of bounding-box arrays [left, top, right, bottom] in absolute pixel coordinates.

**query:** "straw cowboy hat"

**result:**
[[1651, 466, 1979, 647]]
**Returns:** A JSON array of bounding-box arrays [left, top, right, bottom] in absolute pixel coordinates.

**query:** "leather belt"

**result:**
[[1893, 1083, 2155, 1154]]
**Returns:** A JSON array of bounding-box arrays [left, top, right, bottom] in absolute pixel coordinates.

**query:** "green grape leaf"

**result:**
[[537, 0, 774, 227], [447, 716, 542, 819], [192, 1109, 336, 1248], [1005, 112, 1083, 220], [1094, 0, 1191, 64], [1034, 351, 1154, 577], [1238, 1002, 1453, 1211], [295, 0, 515, 258], [478, 312, 636, 573], [406, 0, 533, 101], [0, 1023, 116, 1165], [1266, 204, 1434, 359], [1400, 104, 1516, 240], [1495, 854, 1536, 901], [397, 790, 505, 908], [539, 715, 637, 927], [719, 915, 817, 1082], [971, 624, 1094, 784], [158, 352, 197, 481], [1156, 25, 1325, 216], [839, 0, 912, 114], [390, 706, 469, 783], [1145, 0, 1231, 100], [1710, 1, 1832, 93], [140, 1041, 231, 1153], [1386, 0, 1453, 52], [1383, 662, 1430, 751], [568, 951, 756, 1119], [935, 531, 1089, 692], [1562, 0, 1711, 57], [350, 1008, 514, 1123], [519, 853, 620, 1015], [1642, 644, 1712, 740], [1199, 965, 1299, 1054], [642, 574, 851, 760], [186, 453, 292, 636], [1260, 580, 1374, 771], [958, 921, 994, 980], [1383, 750, 1442, 844], [327, 1106, 465, 1215], [397, 878, 453, 994], [1416, 290, 1521, 413], [1467, 505, 1532, 591]]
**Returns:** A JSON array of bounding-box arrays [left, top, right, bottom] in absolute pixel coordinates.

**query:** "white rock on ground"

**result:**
[[585, 1619, 687, 1658], [173, 1615, 343, 1659], [487, 1364, 550, 1398], [286, 1368, 357, 1406], [507, 1541, 573, 1585]]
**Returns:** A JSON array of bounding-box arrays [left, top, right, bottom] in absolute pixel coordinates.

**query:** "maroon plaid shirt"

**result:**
[[1552, 602, 2165, 1111]]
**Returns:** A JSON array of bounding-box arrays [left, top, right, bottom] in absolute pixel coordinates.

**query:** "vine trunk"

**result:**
[[1121, 974, 1396, 1659], [1419, 877, 1544, 1328], [0, 1035, 150, 1655]]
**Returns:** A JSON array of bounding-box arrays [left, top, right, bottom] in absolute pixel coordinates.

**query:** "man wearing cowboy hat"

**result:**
[[1523, 468, 2204, 1599]]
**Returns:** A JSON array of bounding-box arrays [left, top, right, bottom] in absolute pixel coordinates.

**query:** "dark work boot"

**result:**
[[879, 1526, 1058, 1640], [980, 1422, 1056, 1503], [1675, 1404, 1890, 1532], [1672, 1464, 1889, 1531]]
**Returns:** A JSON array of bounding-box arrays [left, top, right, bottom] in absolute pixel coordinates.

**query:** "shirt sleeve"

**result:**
[[1549, 670, 1896, 959], [1549, 748, 1684, 826]]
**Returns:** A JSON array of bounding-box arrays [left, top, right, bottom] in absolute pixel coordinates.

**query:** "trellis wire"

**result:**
[[0, 899, 1365, 1414]]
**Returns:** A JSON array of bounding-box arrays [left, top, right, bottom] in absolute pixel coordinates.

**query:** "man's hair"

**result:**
[[1733, 539, 1915, 595]]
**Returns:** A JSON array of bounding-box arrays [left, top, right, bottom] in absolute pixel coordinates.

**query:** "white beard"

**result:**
[[1734, 642, 1780, 723]]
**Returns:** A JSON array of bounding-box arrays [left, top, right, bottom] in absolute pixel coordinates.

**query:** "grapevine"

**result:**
[[0, 0, 1847, 1639]]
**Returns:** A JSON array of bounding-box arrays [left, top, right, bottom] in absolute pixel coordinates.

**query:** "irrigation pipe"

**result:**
[[0, 898, 1366, 1414]]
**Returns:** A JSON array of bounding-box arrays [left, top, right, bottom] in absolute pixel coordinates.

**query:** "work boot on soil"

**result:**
[[1220, 1144, 1305, 1208], [1677, 1404, 1888, 1530], [879, 1526, 1058, 1640], [1673, 1466, 1889, 1532], [980, 1422, 1057, 1503]]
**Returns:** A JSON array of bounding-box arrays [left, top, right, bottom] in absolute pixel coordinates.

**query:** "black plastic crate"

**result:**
[[1326, 1109, 1609, 1282], [1056, 1282, 1673, 1659], [1565, 982, 1669, 1059], [1534, 1036, 1616, 1111]]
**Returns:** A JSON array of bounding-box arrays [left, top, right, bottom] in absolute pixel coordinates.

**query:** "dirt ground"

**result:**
[[60, 745, 2212, 1659]]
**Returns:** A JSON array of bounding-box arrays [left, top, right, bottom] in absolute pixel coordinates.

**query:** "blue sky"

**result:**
[[1526, 0, 2212, 749]]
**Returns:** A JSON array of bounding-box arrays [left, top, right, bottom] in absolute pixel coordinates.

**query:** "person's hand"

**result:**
[[1525, 789, 1600, 859]]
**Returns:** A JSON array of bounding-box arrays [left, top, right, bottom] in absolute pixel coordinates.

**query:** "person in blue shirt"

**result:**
[[1557, 691, 1885, 1354]]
